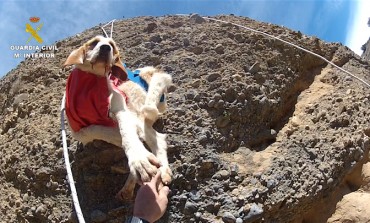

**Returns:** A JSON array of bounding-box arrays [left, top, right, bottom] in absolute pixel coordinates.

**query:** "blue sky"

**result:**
[[0, 0, 369, 77]]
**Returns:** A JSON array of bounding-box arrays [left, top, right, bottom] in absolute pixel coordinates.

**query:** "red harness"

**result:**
[[65, 68, 126, 132]]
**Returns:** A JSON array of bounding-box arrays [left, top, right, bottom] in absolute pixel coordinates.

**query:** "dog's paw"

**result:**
[[157, 102, 167, 114], [127, 152, 160, 182], [160, 166, 172, 185], [141, 105, 159, 121]]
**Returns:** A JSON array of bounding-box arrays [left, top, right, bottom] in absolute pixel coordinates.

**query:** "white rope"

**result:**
[[101, 19, 116, 38], [110, 20, 115, 38], [60, 93, 86, 223], [101, 27, 108, 39], [191, 15, 370, 89]]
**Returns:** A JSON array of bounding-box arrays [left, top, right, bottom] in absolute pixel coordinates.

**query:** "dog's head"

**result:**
[[64, 35, 127, 78]]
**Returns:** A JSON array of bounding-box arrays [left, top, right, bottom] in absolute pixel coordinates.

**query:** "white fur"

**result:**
[[86, 37, 113, 64]]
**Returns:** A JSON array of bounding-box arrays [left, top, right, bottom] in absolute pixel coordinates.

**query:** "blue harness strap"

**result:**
[[124, 64, 165, 102]]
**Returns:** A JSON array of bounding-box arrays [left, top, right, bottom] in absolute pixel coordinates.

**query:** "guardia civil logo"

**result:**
[[26, 17, 43, 44], [10, 16, 58, 59]]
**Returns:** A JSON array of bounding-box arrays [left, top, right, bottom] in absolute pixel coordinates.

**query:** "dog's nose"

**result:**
[[100, 44, 111, 52]]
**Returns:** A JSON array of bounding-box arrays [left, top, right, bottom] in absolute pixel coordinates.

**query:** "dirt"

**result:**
[[1, 14, 370, 223]]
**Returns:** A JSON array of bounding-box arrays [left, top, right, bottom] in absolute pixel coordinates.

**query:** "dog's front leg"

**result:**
[[115, 111, 160, 181], [109, 81, 160, 182], [141, 71, 172, 121]]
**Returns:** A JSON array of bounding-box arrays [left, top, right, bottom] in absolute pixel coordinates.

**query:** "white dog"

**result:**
[[63, 35, 172, 200]]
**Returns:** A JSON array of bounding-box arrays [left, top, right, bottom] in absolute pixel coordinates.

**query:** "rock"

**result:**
[[150, 34, 162, 43], [243, 203, 263, 222], [184, 201, 198, 215], [35, 204, 47, 216], [214, 170, 230, 180], [361, 162, 370, 191], [199, 158, 218, 173], [291, 116, 301, 127], [219, 170, 230, 179], [190, 14, 206, 24], [232, 74, 242, 81], [35, 167, 52, 181], [183, 38, 190, 47], [234, 33, 245, 43], [208, 100, 216, 108], [191, 79, 201, 88], [189, 190, 202, 202], [215, 44, 225, 54], [22, 194, 29, 202], [207, 73, 221, 82], [190, 46, 203, 55], [327, 192, 370, 223], [266, 179, 277, 189], [222, 212, 236, 223], [195, 212, 202, 219], [145, 22, 157, 32]]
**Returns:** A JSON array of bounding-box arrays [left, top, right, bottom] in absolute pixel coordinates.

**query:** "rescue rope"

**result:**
[[60, 93, 86, 223], [101, 19, 116, 38]]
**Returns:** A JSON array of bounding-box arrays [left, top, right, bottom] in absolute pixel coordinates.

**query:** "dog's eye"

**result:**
[[89, 40, 99, 49], [109, 41, 116, 50]]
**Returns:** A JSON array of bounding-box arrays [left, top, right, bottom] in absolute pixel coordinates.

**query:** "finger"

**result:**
[[147, 154, 161, 168], [157, 181, 164, 191], [145, 170, 161, 188], [153, 171, 162, 189], [159, 185, 170, 197]]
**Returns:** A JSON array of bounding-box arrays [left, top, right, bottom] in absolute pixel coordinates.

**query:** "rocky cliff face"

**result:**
[[1, 15, 370, 223], [362, 37, 370, 60], [361, 18, 370, 61]]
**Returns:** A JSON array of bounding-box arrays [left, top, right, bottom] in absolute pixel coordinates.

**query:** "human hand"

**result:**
[[133, 171, 170, 223]]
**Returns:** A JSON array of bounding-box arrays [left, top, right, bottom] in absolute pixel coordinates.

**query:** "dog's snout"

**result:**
[[100, 44, 111, 52]]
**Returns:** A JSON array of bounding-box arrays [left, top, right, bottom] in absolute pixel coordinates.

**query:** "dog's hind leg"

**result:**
[[141, 71, 172, 122], [116, 173, 136, 202]]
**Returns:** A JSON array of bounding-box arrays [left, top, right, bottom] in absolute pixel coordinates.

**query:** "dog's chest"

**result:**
[[65, 69, 116, 132]]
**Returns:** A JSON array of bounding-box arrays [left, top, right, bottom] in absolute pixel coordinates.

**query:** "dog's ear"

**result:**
[[112, 56, 128, 80], [64, 46, 86, 66]]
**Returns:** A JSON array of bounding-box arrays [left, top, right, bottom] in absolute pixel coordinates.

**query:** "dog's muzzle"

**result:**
[[100, 44, 111, 52], [96, 44, 112, 63]]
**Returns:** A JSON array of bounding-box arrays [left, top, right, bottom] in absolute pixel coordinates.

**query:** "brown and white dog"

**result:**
[[63, 35, 172, 200]]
